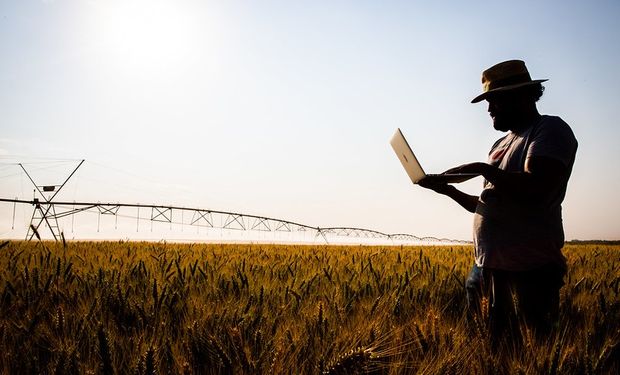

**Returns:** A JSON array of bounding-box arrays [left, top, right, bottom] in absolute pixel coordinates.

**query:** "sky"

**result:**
[[1, 0, 619, 242]]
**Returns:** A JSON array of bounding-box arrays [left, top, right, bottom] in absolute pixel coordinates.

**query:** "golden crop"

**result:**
[[0, 241, 618, 374]]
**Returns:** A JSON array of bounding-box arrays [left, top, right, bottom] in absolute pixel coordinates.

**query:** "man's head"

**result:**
[[472, 60, 547, 132]]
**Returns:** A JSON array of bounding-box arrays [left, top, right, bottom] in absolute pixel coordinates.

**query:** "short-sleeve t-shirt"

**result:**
[[473, 115, 578, 271]]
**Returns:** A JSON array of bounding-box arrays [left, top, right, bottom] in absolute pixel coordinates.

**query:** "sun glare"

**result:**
[[90, 0, 200, 78]]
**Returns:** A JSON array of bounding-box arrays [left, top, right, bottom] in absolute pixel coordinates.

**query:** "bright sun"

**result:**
[[89, 0, 199, 77]]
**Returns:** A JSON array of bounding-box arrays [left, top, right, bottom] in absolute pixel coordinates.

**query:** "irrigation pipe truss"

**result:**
[[0, 160, 470, 244], [0, 197, 470, 245]]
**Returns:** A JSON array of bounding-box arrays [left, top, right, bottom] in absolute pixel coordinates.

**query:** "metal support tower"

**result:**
[[21, 160, 85, 241]]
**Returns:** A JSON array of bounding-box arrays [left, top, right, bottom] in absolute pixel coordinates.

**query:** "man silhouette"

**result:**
[[419, 60, 578, 341]]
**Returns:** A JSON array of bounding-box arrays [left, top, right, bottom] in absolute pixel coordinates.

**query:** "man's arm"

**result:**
[[418, 179, 479, 213], [442, 156, 568, 203], [418, 155, 567, 211]]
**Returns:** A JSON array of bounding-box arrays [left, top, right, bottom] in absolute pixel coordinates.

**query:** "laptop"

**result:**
[[390, 128, 478, 184]]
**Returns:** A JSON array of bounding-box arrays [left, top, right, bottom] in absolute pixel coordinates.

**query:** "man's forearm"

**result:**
[[440, 185, 479, 213]]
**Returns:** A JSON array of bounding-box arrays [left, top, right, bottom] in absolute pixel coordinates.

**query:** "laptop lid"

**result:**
[[390, 128, 426, 184], [390, 128, 478, 184]]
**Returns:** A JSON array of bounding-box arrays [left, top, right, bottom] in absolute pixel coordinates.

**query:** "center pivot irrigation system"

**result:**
[[1, 160, 470, 245]]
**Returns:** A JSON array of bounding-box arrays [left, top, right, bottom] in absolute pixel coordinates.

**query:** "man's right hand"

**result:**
[[418, 176, 454, 195], [419, 176, 479, 213]]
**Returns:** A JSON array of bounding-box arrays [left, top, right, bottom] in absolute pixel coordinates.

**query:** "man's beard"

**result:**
[[492, 117, 512, 132]]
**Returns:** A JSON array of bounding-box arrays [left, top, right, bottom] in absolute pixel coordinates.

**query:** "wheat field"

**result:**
[[0, 241, 618, 374]]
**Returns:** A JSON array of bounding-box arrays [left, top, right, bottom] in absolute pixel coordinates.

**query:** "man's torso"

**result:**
[[473, 115, 578, 271]]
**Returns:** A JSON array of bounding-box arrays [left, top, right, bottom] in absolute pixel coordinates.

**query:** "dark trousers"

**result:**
[[465, 262, 565, 342]]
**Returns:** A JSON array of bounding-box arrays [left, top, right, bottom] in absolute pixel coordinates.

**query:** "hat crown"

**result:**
[[471, 59, 547, 103], [481, 60, 533, 92]]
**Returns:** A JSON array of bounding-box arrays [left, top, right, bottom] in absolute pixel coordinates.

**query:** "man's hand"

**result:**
[[441, 162, 491, 176], [419, 175, 479, 213], [418, 176, 454, 195]]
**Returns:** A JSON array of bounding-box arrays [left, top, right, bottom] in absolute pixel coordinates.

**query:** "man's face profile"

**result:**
[[485, 91, 525, 132]]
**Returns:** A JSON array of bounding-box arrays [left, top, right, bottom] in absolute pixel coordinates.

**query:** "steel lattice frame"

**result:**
[[1, 160, 471, 244], [0, 197, 470, 245]]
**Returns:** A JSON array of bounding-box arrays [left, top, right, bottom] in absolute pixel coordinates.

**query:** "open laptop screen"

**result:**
[[390, 128, 478, 184]]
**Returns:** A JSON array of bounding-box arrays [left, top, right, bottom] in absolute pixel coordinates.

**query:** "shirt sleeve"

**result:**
[[527, 116, 578, 167]]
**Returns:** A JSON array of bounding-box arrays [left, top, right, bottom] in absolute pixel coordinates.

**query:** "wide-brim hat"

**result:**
[[471, 60, 547, 103]]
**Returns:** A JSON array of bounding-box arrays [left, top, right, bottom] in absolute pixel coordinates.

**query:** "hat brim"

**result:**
[[471, 79, 548, 103]]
